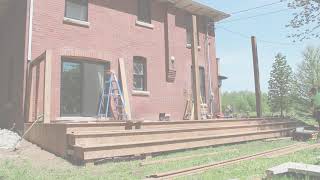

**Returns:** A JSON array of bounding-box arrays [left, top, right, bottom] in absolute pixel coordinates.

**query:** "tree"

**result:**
[[268, 53, 293, 117], [221, 91, 271, 115], [292, 46, 320, 114], [286, 0, 320, 41]]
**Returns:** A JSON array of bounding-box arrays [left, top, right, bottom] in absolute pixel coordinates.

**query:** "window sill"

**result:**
[[132, 90, 150, 96], [186, 44, 201, 50], [63, 17, 90, 27], [135, 20, 154, 29]]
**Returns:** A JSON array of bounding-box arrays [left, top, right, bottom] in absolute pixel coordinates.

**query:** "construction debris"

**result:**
[[264, 137, 292, 142], [140, 149, 237, 166], [146, 143, 320, 179], [266, 162, 320, 179], [293, 127, 319, 141], [0, 129, 21, 149]]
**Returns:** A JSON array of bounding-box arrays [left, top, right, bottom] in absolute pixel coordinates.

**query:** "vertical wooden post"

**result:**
[[26, 64, 34, 123], [216, 58, 222, 113], [119, 58, 132, 120], [191, 15, 201, 120], [251, 36, 262, 117], [43, 50, 52, 123]]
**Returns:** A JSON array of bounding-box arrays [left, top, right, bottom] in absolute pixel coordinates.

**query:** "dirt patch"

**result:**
[[0, 138, 72, 169]]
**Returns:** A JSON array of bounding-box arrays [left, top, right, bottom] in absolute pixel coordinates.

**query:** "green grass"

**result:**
[[0, 139, 318, 180]]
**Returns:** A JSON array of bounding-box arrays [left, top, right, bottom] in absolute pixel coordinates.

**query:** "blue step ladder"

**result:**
[[98, 71, 128, 120]]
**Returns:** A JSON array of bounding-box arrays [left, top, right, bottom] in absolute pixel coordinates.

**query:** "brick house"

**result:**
[[0, 0, 229, 131]]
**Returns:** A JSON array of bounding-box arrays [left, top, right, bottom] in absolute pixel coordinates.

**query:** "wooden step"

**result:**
[[65, 121, 135, 133], [67, 118, 290, 133], [68, 122, 297, 146], [71, 128, 293, 162], [138, 119, 290, 129]]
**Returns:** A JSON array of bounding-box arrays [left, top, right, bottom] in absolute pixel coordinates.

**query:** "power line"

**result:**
[[219, 8, 290, 24], [231, 0, 285, 15], [216, 26, 302, 46]]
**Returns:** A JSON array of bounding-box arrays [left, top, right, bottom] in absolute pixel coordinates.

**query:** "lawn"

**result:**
[[0, 139, 319, 180]]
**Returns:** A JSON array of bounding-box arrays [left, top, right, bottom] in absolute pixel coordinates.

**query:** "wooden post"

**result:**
[[216, 58, 222, 113], [43, 50, 52, 123], [26, 64, 34, 123], [251, 36, 262, 117], [118, 58, 132, 120], [191, 15, 201, 120]]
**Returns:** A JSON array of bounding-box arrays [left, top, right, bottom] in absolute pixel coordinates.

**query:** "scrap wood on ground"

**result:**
[[140, 148, 238, 166], [146, 143, 320, 179], [1, 138, 319, 180]]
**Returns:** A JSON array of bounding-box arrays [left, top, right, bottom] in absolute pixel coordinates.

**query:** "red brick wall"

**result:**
[[30, 0, 219, 121]]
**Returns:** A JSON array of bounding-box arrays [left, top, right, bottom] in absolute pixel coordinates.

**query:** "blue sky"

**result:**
[[197, 0, 319, 92]]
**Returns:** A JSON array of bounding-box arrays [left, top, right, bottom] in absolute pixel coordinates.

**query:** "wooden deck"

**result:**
[[24, 118, 300, 165]]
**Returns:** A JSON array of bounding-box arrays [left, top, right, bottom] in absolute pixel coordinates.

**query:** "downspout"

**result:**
[[24, 0, 34, 123], [27, 0, 34, 61], [206, 20, 214, 115]]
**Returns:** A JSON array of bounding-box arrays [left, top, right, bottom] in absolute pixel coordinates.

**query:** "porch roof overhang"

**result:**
[[159, 0, 230, 22]]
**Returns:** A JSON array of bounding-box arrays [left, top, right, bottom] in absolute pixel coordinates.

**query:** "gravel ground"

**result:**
[[0, 129, 21, 149]]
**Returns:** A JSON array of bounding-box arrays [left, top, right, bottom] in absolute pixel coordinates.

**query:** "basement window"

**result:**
[[65, 0, 88, 22], [133, 56, 147, 91], [137, 0, 151, 24]]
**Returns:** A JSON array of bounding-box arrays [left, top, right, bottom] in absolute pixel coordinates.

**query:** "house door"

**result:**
[[60, 59, 109, 117]]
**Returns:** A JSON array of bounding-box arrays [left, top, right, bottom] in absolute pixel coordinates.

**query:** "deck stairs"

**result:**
[[65, 118, 300, 164]]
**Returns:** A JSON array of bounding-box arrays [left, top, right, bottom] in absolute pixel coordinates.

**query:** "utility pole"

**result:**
[[191, 15, 201, 120], [251, 36, 262, 118]]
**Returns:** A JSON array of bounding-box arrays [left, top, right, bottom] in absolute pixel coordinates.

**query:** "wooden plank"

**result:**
[[76, 129, 293, 160], [140, 149, 237, 166], [30, 51, 46, 67], [147, 143, 307, 179], [26, 64, 34, 122], [43, 50, 52, 123], [251, 36, 262, 117], [216, 58, 222, 113], [191, 15, 201, 120], [118, 58, 132, 120], [266, 143, 320, 158]]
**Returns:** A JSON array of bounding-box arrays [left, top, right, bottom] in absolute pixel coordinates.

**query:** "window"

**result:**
[[186, 14, 200, 46], [186, 14, 192, 45], [199, 66, 206, 103], [137, 0, 151, 24], [133, 57, 147, 91], [65, 0, 88, 22]]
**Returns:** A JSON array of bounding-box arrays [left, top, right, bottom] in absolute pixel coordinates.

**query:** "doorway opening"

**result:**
[[60, 58, 110, 117]]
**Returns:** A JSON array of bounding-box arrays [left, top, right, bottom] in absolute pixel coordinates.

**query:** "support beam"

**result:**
[[43, 50, 52, 123], [251, 36, 262, 118], [118, 58, 132, 120], [216, 58, 222, 113], [26, 63, 34, 123], [191, 15, 201, 120]]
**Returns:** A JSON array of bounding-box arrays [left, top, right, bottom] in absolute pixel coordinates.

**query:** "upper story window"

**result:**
[[65, 0, 88, 22], [186, 15, 192, 45], [133, 56, 147, 91], [137, 0, 151, 24], [186, 14, 200, 46]]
